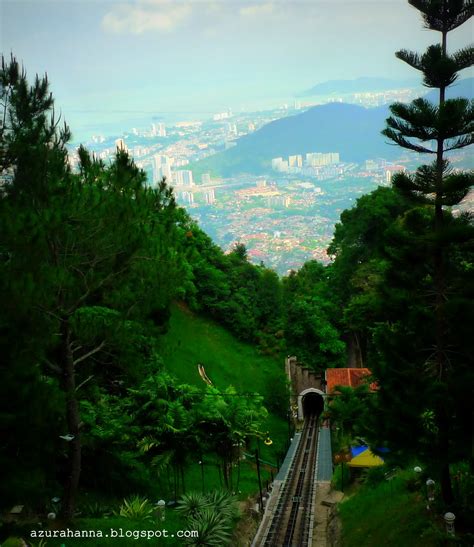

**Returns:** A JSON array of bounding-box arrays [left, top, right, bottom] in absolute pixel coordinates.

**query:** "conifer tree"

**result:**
[[1, 55, 182, 519], [382, 0, 473, 504]]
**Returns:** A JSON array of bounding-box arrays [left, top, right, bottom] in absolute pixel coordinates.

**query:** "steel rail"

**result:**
[[262, 414, 319, 547]]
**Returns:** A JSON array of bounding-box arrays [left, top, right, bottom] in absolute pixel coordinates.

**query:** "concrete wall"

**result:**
[[285, 356, 326, 420]]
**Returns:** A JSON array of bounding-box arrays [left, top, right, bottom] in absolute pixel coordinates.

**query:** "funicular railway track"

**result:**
[[262, 414, 319, 547]]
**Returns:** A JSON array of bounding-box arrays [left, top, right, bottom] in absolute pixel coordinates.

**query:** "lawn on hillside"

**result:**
[[157, 303, 289, 498], [339, 472, 441, 547]]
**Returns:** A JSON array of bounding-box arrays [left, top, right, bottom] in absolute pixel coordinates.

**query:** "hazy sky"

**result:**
[[2, 0, 472, 137]]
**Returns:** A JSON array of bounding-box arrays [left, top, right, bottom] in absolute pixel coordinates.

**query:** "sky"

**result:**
[[2, 0, 473, 139]]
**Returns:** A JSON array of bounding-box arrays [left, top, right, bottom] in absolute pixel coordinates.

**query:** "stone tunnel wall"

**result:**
[[285, 356, 326, 420]]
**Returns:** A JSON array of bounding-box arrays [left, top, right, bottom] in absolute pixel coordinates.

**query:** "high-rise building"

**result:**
[[201, 173, 212, 185], [153, 164, 172, 184], [305, 152, 339, 167], [151, 123, 166, 137], [271, 157, 284, 170], [204, 189, 216, 205], [153, 154, 171, 170], [175, 170, 194, 186], [152, 154, 173, 184], [289, 155, 303, 167], [180, 191, 194, 205]]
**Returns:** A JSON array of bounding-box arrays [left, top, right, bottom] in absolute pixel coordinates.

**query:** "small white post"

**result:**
[[157, 499, 166, 521], [444, 512, 455, 536]]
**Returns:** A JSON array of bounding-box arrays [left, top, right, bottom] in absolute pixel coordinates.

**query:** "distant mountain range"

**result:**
[[193, 78, 473, 177], [299, 76, 421, 96]]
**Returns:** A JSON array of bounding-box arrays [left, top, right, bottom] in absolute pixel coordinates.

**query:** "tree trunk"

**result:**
[[440, 462, 454, 506], [236, 459, 241, 491], [180, 466, 186, 494], [438, 405, 454, 505], [60, 319, 82, 521], [173, 467, 178, 501], [433, 27, 453, 506]]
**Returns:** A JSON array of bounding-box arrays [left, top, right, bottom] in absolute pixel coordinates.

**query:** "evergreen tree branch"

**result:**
[[408, 0, 474, 33], [382, 128, 436, 153], [444, 134, 474, 150], [451, 45, 474, 70], [396, 49, 423, 71], [73, 340, 106, 366]]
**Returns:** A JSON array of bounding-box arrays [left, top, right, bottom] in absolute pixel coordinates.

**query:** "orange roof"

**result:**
[[325, 368, 376, 394]]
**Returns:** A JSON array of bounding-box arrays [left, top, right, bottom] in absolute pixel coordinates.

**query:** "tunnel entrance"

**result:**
[[302, 391, 324, 417], [297, 388, 325, 420]]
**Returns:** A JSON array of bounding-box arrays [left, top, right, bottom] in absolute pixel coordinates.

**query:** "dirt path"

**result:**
[[312, 482, 344, 547]]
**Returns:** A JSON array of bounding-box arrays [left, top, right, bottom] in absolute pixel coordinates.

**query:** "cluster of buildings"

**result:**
[[213, 110, 233, 121], [271, 152, 340, 175], [353, 88, 419, 107], [151, 154, 196, 186], [131, 122, 166, 138], [361, 158, 407, 184]]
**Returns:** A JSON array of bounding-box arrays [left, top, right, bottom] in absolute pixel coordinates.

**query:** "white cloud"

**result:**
[[239, 2, 274, 17], [102, 1, 192, 34]]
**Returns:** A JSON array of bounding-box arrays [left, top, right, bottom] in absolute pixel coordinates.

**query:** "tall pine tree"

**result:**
[[0, 55, 183, 519], [381, 0, 473, 504]]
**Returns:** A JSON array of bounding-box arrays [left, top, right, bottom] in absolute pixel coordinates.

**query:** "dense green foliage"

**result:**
[[1, 2, 473, 543], [176, 490, 239, 546], [181, 231, 285, 348], [0, 56, 281, 532], [339, 469, 441, 547], [283, 260, 345, 370], [326, 1, 473, 530]]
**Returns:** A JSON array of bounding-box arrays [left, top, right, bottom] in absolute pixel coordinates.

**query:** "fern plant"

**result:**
[[206, 490, 239, 520], [184, 509, 232, 546], [176, 492, 210, 519], [81, 501, 111, 518], [117, 495, 154, 520]]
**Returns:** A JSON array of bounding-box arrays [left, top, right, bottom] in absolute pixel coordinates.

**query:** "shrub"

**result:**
[[206, 490, 239, 520], [81, 501, 112, 518], [176, 492, 210, 520], [331, 462, 351, 491], [185, 508, 231, 546], [117, 495, 154, 521], [361, 465, 390, 487]]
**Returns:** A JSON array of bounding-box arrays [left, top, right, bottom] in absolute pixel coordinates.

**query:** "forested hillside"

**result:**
[[0, 55, 340, 543], [1, 0, 473, 543]]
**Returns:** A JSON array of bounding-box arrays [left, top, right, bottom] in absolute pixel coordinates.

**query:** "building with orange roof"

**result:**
[[325, 368, 376, 394]]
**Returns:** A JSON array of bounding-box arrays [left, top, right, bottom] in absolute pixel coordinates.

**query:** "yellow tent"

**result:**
[[348, 448, 384, 468]]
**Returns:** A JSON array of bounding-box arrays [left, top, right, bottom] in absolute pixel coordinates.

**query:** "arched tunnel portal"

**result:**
[[297, 388, 325, 420]]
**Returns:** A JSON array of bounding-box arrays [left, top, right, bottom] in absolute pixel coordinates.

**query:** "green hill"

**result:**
[[158, 302, 289, 469], [191, 103, 397, 177]]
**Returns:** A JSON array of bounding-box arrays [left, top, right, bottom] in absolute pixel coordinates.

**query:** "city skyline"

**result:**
[[3, 0, 473, 141]]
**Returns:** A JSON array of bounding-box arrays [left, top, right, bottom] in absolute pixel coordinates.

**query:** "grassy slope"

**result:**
[[160, 303, 283, 397], [339, 474, 439, 547], [158, 302, 288, 488]]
